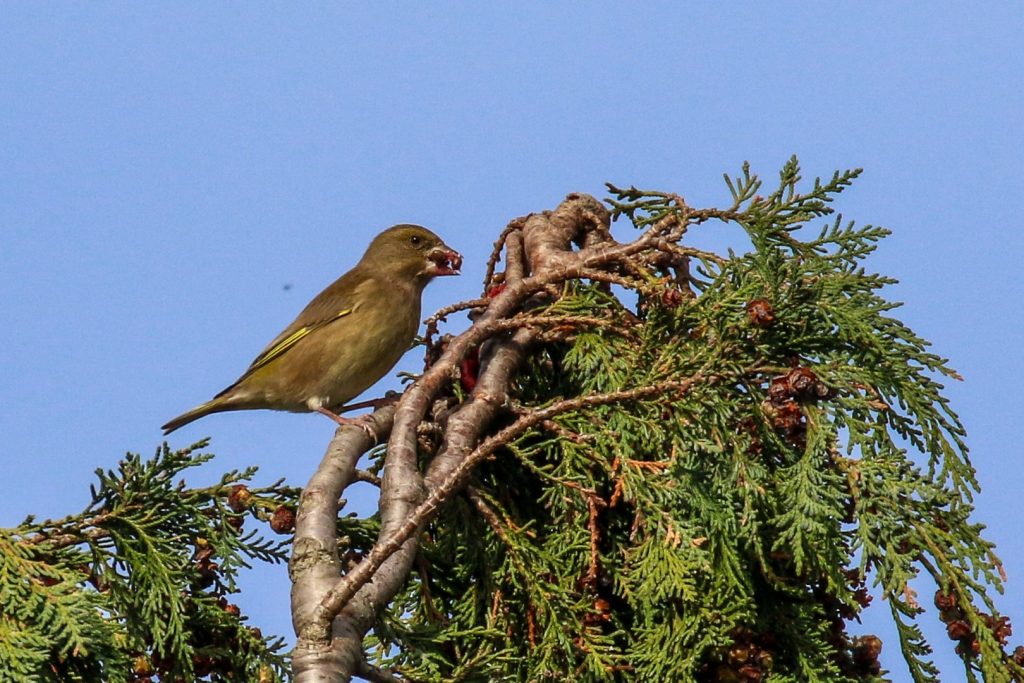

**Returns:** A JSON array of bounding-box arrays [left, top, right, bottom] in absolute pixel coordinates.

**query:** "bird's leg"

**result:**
[[335, 392, 401, 414], [314, 407, 378, 442]]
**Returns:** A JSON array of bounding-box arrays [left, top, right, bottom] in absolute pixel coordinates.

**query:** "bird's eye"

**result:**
[[409, 235, 422, 247]]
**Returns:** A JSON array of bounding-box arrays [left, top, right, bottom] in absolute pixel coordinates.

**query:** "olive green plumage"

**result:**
[[162, 224, 461, 434]]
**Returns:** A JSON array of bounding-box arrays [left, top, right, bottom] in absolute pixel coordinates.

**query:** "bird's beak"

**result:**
[[426, 244, 463, 277]]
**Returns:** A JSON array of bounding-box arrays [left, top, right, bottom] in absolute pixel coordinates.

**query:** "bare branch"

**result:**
[[352, 469, 381, 487], [466, 486, 514, 546], [483, 216, 526, 288], [356, 659, 403, 683], [290, 405, 395, 681]]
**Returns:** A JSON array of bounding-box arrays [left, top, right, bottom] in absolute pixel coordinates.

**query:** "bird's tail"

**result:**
[[162, 398, 230, 435]]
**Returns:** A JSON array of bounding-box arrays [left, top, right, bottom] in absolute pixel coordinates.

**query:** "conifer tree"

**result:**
[[3, 159, 1022, 683], [0, 443, 295, 682], [289, 159, 1024, 682]]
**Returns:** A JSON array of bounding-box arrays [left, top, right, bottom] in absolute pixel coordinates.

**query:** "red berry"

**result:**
[[460, 347, 481, 392]]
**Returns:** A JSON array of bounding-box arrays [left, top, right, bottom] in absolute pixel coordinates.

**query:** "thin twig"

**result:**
[[424, 297, 491, 333], [356, 659, 404, 683], [487, 313, 638, 341], [586, 494, 603, 584], [353, 469, 381, 487], [466, 486, 514, 546], [483, 217, 527, 289]]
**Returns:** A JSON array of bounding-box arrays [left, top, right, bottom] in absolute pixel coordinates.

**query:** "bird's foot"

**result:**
[[315, 407, 379, 442]]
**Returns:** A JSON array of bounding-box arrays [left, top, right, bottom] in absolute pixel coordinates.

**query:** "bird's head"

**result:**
[[361, 224, 462, 287]]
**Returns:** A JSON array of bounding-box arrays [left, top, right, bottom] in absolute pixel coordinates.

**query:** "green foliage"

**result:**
[[364, 159, 1022, 681], [0, 442, 296, 683]]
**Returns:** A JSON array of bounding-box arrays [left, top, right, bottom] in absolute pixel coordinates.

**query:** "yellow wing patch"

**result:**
[[244, 307, 354, 376]]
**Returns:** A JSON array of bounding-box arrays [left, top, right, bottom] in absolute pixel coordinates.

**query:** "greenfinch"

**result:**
[[162, 224, 461, 434]]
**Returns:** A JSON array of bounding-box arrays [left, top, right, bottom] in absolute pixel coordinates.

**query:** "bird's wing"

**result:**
[[243, 305, 354, 375], [222, 269, 373, 390]]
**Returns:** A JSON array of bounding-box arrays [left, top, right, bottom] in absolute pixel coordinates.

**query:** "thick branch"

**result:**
[[290, 406, 395, 682]]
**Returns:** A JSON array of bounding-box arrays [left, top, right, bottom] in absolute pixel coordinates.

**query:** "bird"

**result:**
[[161, 224, 461, 434]]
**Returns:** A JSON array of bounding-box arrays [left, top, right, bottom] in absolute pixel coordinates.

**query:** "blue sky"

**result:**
[[2, 3, 1021, 679]]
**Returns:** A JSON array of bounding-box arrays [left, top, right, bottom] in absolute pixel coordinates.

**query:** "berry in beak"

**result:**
[[427, 245, 462, 277]]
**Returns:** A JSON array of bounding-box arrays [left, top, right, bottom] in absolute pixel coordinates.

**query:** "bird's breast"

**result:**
[[308, 292, 420, 407]]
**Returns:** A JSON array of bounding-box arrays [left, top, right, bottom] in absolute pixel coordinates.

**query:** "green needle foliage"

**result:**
[[366, 159, 1023, 682], [0, 442, 296, 683]]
